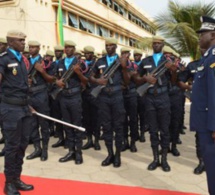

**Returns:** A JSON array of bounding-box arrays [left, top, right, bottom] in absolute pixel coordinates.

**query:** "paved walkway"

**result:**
[[0, 104, 208, 195]]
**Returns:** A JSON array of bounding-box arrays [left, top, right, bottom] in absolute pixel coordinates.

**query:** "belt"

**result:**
[[2, 96, 28, 106], [147, 86, 168, 95], [29, 84, 47, 93], [123, 88, 136, 94], [62, 87, 81, 96], [102, 85, 122, 93], [169, 86, 180, 94]]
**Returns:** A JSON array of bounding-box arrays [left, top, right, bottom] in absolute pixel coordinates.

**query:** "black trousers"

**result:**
[[49, 95, 64, 139], [137, 96, 147, 133], [145, 92, 170, 149], [1, 103, 31, 182], [82, 91, 100, 139], [123, 90, 138, 141], [169, 91, 183, 144], [98, 92, 125, 149], [60, 93, 83, 150], [29, 90, 50, 144]]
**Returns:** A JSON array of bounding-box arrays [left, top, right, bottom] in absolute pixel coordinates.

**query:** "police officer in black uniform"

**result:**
[[133, 36, 175, 172], [133, 49, 147, 142], [56, 40, 88, 164], [51, 45, 65, 148], [81, 46, 101, 150], [163, 46, 181, 157], [0, 30, 34, 195], [90, 38, 130, 168], [26, 40, 56, 161], [120, 47, 139, 152]]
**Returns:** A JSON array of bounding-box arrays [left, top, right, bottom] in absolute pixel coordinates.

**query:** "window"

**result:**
[[120, 35, 124, 44], [115, 32, 119, 39], [101, 0, 112, 7], [62, 10, 67, 25], [129, 38, 136, 47], [113, 2, 119, 12], [109, 30, 114, 37], [68, 13, 78, 28], [118, 6, 125, 16], [87, 20, 95, 34], [97, 25, 108, 37], [79, 17, 87, 31], [125, 37, 129, 46]]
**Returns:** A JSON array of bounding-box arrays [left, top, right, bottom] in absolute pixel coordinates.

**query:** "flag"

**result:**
[[56, 0, 64, 46]]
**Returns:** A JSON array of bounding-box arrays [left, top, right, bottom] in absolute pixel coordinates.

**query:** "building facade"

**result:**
[[0, 0, 155, 55]]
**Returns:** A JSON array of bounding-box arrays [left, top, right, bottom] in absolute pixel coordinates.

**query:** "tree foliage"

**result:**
[[155, 0, 215, 60]]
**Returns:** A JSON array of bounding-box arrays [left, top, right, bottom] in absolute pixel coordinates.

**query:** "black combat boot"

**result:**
[[171, 143, 180, 156], [82, 135, 93, 150], [94, 137, 101, 150], [101, 146, 114, 166], [52, 139, 65, 148], [194, 158, 205, 174], [41, 140, 48, 161], [4, 182, 20, 195], [75, 149, 83, 165], [121, 138, 130, 152], [161, 148, 171, 172], [139, 132, 145, 142], [14, 178, 34, 191], [113, 148, 121, 168], [176, 137, 182, 144], [59, 147, 75, 163], [130, 140, 137, 153], [26, 143, 42, 160], [148, 147, 160, 171]]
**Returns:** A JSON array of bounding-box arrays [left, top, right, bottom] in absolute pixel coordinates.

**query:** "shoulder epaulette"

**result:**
[[0, 51, 7, 57]]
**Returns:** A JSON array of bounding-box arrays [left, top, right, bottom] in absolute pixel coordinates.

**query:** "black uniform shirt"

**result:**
[[92, 56, 124, 87], [0, 48, 29, 99], [138, 55, 170, 89], [178, 59, 202, 82], [57, 57, 85, 89]]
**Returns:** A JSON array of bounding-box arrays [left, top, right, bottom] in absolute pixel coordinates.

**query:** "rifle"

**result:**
[[28, 58, 45, 85], [136, 59, 169, 97], [91, 59, 121, 98], [50, 66, 75, 100]]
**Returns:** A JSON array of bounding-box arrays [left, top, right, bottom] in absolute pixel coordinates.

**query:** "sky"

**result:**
[[133, 0, 215, 18]]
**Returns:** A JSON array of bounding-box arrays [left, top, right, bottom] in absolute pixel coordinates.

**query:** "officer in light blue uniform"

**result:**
[[190, 16, 215, 195]]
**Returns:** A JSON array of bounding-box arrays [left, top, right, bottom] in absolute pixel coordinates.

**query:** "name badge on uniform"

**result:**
[[7, 63, 18, 76], [144, 65, 152, 69], [197, 66, 204, 71], [98, 65, 106, 74], [191, 70, 196, 73]]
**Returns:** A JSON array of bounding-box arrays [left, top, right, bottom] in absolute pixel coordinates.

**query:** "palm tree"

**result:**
[[155, 1, 215, 60]]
